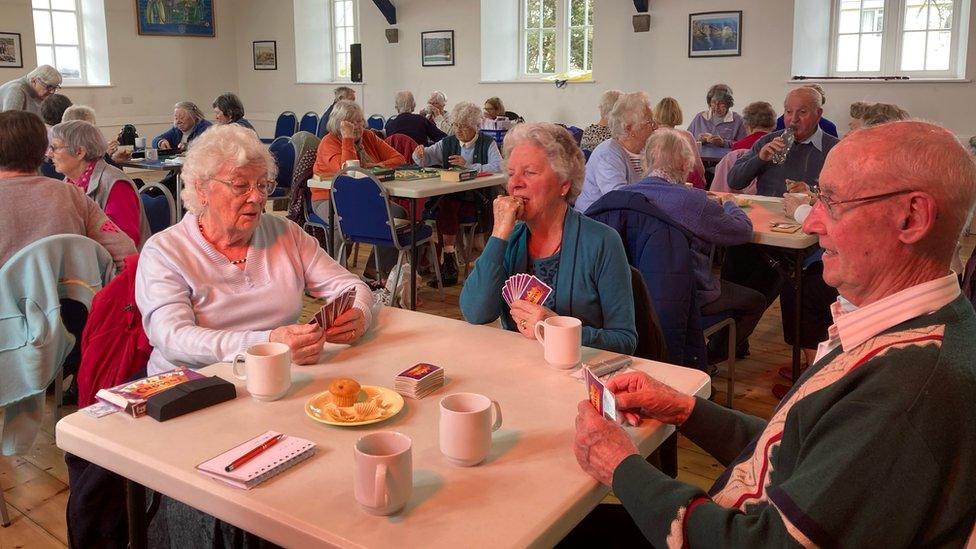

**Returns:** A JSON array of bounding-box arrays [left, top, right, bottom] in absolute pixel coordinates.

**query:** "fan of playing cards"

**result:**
[[501, 274, 552, 306], [309, 286, 357, 328]]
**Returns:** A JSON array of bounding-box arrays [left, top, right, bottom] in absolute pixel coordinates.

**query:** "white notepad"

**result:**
[[196, 431, 316, 490]]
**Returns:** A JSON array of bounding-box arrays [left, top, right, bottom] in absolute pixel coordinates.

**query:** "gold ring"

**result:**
[[519, 319, 527, 330]]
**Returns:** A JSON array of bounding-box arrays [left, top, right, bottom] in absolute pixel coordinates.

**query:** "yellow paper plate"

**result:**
[[305, 385, 405, 427]]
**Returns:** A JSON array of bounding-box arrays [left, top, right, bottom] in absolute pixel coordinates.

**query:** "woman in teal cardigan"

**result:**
[[460, 122, 636, 355]]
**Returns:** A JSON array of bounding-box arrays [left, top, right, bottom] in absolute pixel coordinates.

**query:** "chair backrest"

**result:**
[[711, 148, 754, 194], [330, 169, 398, 246], [138, 183, 176, 234], [583, 149, 593, 163], [367, 114, 386, 131], [629, 266, 668, 362], [385, 133, 419, 160], [298, 111, 319, 135], [274, 111, 298, 139], [287, 132, 321, 224], [316, 114, 330, 138], [269, 136, 296, 191]]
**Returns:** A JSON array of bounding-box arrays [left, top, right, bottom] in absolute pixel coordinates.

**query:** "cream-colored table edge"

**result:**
[[730, 194, 820, 249], [307, 172, 508, 199], [57, 307, 709, 549]]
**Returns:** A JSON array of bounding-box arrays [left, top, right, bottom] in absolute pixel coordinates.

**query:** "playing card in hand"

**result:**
[[501, 274, 552, 306], [584, 366, 617, 421]]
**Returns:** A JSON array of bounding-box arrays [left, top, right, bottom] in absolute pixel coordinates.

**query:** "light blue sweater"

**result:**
[[574, 138, 643, 213]]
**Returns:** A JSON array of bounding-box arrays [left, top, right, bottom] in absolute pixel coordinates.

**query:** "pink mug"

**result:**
[[354, 431, 412, 515]]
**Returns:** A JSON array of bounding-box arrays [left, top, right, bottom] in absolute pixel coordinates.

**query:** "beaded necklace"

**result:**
[[198, 221, 247, 265]]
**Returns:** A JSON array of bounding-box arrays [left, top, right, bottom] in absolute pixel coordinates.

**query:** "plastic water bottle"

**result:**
[[771, 127, 795, 165]]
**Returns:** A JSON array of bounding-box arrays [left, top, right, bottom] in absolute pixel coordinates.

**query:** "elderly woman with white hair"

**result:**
[[580, 89, 622, 151], [629, 128, 764, 361], [61, 104, 133, 166], [385, 90, 446, 146], [421, 91, 451, 133], [152, 101, 212, 151], [0, 64, 62, 115], [136, 124, 372, 376], [574, 91, 657, 213], [460, 122, 636, 354], [412, 101, 503, 285], [687, 83, 746, 147], [48, 120, 150, 246]]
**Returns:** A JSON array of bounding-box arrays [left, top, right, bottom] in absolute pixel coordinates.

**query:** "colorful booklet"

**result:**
[[95, 366, 206, 418], [196, 431, 316, 490]]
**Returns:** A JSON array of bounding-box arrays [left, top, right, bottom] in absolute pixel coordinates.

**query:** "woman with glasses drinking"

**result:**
[[136, 124, 372, 376]]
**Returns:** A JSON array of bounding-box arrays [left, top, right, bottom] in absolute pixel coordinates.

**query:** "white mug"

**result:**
[[134, 137, 146, 149], [354, 431, 412, 515], [343, 159, 361, 169], [232, 342, 292, 401], [534, 316, 582, 369], [144, 148, 158, 161], [439, 393, 503, 466]]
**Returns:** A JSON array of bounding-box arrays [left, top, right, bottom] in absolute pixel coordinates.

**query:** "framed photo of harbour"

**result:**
[[253, 40, 277, 70], [689, 11, 742, 58], [421, 30, 455, 67], [0, 32, 23, 68], [136, 0, 216, 38]]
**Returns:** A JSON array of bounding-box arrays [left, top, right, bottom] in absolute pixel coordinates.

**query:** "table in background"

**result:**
[[57, 307, 711, 548], [699, 144, 732, 164], [308, 173, 508, 310], [120, 158, 185, 218]]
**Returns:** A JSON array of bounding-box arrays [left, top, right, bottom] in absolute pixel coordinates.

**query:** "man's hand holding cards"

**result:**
[[584, 366, 618, 422]]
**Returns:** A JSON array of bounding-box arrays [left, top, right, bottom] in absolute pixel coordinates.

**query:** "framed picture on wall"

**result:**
[[0, 32, 23, 68], [136, 0, 215, 37], [688, 11, 742, 58], [421, 30, 455, 67], [253, 41, 277, 70]]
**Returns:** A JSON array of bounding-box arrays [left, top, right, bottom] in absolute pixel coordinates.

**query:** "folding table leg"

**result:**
[[409, 199, 418, 311], [126, 479, 148, 549], [791, 250, 803, 382]]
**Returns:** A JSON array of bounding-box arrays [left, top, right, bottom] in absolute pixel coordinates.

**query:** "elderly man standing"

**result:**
[[0, 65, 63, 115], [570, 121, 976, 547], [385, 90, 446, 146]]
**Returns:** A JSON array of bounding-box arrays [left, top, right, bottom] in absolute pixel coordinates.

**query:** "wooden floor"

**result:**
[[2, 225, 971, 547]]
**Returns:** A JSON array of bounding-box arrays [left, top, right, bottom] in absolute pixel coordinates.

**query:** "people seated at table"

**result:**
[[136, 124, 372, 376], [732, 100, 776, 151], [652, 96, 705, 184], [49, 120, 150, 246], [212, 92, 255, 131], [861, 102, 910, 127], [413, 101, 502, 286], [153, 101, 212, 151], [631, 128, 764, 361], [40, 93, 72, 136], [420, 90, 452, 134], [482, 96, 523, 126], [847, 101, 872, 133], [774, 83, 838, 137], [322, 86, 356, 130], [311, 100, 407, 276], [0, 64, 62, 115], [686, 83, 746, 147], [460, 122, 637, 355], [0, 111, 136, 268], [572, 120, 976, 548], [385, 91, 446, 146], [61, 105, 132, 166], [580, 89, 622, 151], [574, 91, 656, 213]]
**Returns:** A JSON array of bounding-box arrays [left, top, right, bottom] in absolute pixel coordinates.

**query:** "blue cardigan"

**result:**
[[152, 119, 213, 149], [460, 207, 637, 354]]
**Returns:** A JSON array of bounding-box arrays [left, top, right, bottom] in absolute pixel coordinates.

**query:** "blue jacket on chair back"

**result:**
[[585, 190, 706, 371]]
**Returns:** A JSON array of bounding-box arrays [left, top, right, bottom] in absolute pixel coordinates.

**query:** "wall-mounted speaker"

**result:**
[[350, 43, 363, 82], [633, 14, 651, 32], [385, 28, 399, 44]]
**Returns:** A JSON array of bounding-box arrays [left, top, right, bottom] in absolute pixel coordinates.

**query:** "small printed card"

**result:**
[[309, 286, 357, 328], [501, 274, 553, 307], [583, 366, 617, 422]]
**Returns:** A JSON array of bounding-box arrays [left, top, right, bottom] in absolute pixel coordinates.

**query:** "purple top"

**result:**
[[686, 110, 747, 146]]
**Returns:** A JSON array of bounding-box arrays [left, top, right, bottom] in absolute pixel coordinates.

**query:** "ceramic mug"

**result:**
[[439, 393, 503, 466], [534, 316, 582, 369], [232, 342, 292, 401], [354, 431, 412, 515], [134, 137, 146, 149], [144, 148, 158, 161]]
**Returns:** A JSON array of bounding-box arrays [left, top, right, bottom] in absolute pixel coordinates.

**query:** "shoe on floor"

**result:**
[[428, 251, 458, 288]]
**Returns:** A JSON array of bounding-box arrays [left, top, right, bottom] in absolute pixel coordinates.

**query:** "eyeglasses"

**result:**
[[810, 185, 914, 217], [47, 143, 69, 153], [211, 178, 276, 197]]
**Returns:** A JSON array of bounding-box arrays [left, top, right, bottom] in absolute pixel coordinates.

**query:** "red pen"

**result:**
[[225, 433, 284, 472]]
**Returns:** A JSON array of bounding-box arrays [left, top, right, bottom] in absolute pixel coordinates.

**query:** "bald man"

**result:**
[[569, 121, 976, 547]]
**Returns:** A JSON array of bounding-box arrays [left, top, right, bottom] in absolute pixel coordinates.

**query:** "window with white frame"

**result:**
[[830, 0, 967, 76], [522, 0, 593, 76], [30, 0, 110, 86], [294, 0, 358, 83], [331, 0, 357, 80]]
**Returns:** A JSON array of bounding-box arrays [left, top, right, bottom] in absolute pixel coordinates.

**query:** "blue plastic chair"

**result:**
[[299, 111, 319, 135], [262, 111, 298, 143], [316, 115, 330, 138], [268, 136, 295, 200], [138, 182, 176, 235], [583, 149, 593, 163], [366, 114, 386, 131], [330, 168, 444, 305]]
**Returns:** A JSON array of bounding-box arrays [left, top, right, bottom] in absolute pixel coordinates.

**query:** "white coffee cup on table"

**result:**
[[439, 393, 503, 466], [134, 137, 146, 149], [144, 148, 158, 161], [354, 431, 412, 515], [232, 342, 292, 401], [534, 316, 582, 369]]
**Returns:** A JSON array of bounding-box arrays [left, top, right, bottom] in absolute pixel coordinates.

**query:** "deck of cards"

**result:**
[[394, 363, 445, 399], [584, 366, 618, 421], [501, 274, 553, 306], [309, 286, 357, 329]]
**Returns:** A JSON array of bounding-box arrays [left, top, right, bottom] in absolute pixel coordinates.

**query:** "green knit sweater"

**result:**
[[613, 295, 976, 547]]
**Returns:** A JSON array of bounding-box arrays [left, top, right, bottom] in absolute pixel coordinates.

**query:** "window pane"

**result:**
[[586, 0, 593, 25], [586, 27, 593, 70], [55, 45, 80, 78], [345, 1, 354, 28], [838, 3, 861, 34], [334, 1, 345, 26], [33, 10, 53, 44], [900, 31, 926, 70], [903, 0, 928, 30], [336, 30, 346, 53], [525, 31, 540, 73], [926, 30, 951, 70], [336, 53, 349, 78], [542, 0, 556, 28], [346, 27, 354, 50], [50, 0, 74, 10], [836, 34, 859, 71], [526, 0, 540, 28], [32, 0, 49, 8], [569, 28, 583, 71], [859, 32, 882, 71], [52, 11, 78, 45], [929, 2, 952, 30], [861, 6, 883, 32], [35, 45, 53, 67], [570, 0, 585, 26], [542, 29, 555, 72]]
